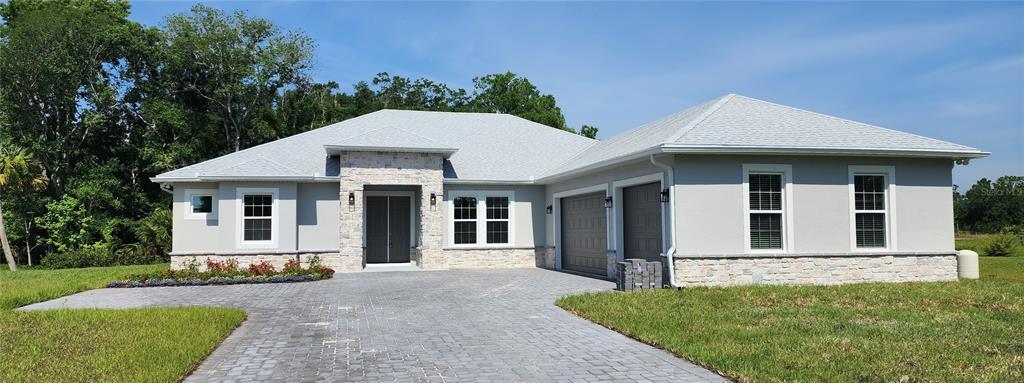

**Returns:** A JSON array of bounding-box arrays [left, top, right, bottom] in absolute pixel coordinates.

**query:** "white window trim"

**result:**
[[446, 190, 515, 248], [236, 187, 279, 249], [185, 189, 218, 220], [848, 165, 897, 252], [742, 164, 794, 253]]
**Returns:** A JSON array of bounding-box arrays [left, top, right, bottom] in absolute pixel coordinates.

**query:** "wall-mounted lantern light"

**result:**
[[429, 193, 437, 206], [603, 196, 613, 209], [546, 205, 553, 214], [348, 192, 355, 206], [660, 188, 670, 203]]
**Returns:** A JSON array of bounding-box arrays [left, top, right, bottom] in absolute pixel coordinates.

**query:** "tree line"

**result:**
[[0, 1, 598, 269], [954, 176, 1023, 234]]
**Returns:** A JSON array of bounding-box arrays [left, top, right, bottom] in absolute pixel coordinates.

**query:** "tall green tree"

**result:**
[[153, 4, 315, 153], [0, 0, 142, 195], [955, 176, 1024, 233], [469, 72, 569, 131], [0, 146, 47, 270]]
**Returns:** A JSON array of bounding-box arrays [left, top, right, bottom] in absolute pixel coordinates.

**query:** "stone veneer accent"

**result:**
[[442, 247, 541, 269], [673, 254, 958, 287], [171, 252, 342, 271], [338, 151, 445, 272]]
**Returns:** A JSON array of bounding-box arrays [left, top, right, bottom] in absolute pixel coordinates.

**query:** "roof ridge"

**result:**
[[726, 94, 976, 150], [665, 93, 735, 143], [334, 125, 451, 148]]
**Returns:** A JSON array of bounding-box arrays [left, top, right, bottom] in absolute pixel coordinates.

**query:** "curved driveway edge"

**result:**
[[21, 268, 727, 382]]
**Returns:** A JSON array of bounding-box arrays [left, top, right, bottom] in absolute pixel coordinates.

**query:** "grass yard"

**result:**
[[0, 265, 246, 383], [559, 264, 1024, 382], [956, 234, 1024, 257], [980, 256, 1024, 283]]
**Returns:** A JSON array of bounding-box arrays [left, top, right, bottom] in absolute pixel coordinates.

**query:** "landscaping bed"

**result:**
[[106, 257, 335, 288]]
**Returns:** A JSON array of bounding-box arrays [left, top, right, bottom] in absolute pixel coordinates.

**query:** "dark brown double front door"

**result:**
[[366, 196, 412, 264]]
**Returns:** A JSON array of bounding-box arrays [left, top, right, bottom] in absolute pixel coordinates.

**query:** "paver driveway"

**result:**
[[22, 268, 726, 382]]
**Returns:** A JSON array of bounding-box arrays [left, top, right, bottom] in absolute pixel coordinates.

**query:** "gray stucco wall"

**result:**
[[297, 183, 340, 251], [442, 184, 546, 248], [672, 155, 955, 255], [171, 181, 300, 254]]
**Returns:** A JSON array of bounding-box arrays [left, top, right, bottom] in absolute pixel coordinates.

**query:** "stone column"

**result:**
[[337, 181, 364, 272], [418, 179, 447, 269]]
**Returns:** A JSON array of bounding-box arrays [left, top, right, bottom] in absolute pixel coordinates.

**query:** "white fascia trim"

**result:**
[[742, 164, 795, 254], [443, 178, 536, 185], [662, 144, 989, 159], [236, 187, 280, 250], [848, 165, 898, 252], [324, 145, 458, 156], [184, 188, 218, 221], [535, 148, 663, 184], [152, 176, 339, 183]]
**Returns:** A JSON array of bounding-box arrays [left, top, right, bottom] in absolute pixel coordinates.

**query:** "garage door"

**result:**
[[561, 192, 608, 275], [623, 182, 663, 263]]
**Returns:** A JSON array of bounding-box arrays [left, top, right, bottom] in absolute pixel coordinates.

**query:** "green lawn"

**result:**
[[956, 234, 1024, 257], [980, 256, 1024, 282], [0, 265, 246, 383], [558, 264, 1024, 382]]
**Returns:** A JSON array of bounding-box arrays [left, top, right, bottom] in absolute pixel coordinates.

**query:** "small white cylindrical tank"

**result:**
[[957, 250, 980, 280]]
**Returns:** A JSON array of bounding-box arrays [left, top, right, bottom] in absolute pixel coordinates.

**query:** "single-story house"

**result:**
[[153, 94, 987, 287]]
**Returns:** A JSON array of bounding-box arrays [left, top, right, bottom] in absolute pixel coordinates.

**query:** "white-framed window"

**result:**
[[485, 196, 510, 244], [447, 190, 514, 246], [185, 189, 217, 220], [849, 166, 895, 251], [742, 164, 793, 252], [236, 188, 278, 247]]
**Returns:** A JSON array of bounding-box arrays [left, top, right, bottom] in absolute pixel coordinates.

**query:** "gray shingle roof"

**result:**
[[543, 94, 986, 179], [154, 109, 597, 182], [155, 94, 986, 183]]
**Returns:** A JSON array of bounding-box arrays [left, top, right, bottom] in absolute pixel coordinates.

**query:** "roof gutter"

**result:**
[[660, 144, 990, 159], [649, 154, 678, 288], [150, 176, 341, 183]]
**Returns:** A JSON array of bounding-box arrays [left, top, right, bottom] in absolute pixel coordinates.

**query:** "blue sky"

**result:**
[[130, 1, 1023, 187]]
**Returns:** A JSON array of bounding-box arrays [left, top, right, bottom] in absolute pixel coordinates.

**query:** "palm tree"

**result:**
[[0, 146, 47, 271]]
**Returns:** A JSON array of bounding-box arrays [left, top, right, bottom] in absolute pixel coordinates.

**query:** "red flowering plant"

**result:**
[[205, 258, 239, 276], [108, 255, 335, 288], [248, 260, 276, 275], [282, 258, 302, 274]]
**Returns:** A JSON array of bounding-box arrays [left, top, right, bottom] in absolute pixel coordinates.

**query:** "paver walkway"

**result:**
[[22, 268, 727, 382]]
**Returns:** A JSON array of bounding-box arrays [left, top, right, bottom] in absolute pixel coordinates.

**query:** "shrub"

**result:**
[[134, 208, 172, 259], [248, 260, 276, 275], [282, 258, 301, 273], [205, 258, 239, 274], [41, 245, 113, 269], [984, 234, 1022, 257]]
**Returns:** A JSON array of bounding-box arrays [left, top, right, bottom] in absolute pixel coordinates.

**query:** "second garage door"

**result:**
[[561, 192, 608, 276]]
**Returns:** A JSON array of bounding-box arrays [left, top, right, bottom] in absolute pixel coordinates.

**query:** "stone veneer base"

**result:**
[[171, 253, 343, 272], [673, 254, 958, 287], [173, 248, 550, 271]]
